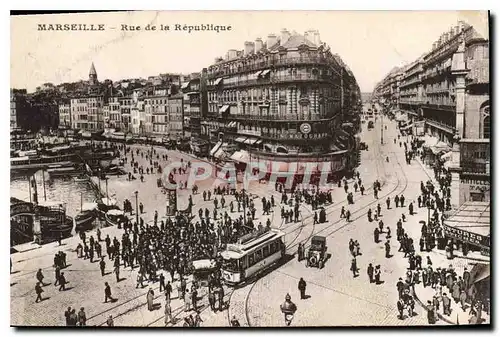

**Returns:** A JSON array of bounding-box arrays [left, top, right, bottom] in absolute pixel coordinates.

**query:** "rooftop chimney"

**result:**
[[313, 30, 321, 46], [305, 29, 316, 44], [228, 49, 238, 60], [280, 29, 291, 45], [244, 41, 255, 56], [255, 38, 263, 53], [267, 34, 278, 49]]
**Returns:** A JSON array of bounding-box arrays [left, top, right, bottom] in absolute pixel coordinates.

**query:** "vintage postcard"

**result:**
[[10, 10, 490, 327]]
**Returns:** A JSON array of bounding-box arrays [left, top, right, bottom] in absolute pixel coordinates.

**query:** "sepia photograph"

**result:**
[[9, 10, 491, 328]]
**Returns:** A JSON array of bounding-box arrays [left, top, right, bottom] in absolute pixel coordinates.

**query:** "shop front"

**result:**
[[443, 201, 490, 257]]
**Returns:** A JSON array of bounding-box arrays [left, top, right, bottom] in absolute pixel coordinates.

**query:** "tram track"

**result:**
[[242, 130, 409, 326]]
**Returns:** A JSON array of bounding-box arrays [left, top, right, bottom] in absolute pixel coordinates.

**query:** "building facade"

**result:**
[[10, 89, 29, 130], [374, 20, 490, 208], [58, 100, 71, 129], [200, 29, 360, 176]]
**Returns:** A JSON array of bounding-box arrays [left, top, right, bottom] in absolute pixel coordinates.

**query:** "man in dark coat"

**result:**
[[367, 263, 374, 283], [104, 282, 113, 303], [298, 278, 307, 299], [58, 272, 67, 291], [385, 240, 391, 258], [396, 278, 405, 298], [35, 282, 44, 303], [100, 258, 106, 276], [442, 293, 452, 316]]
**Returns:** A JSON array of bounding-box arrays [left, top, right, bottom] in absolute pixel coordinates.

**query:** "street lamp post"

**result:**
[[380, 112, 384, 145], [242, 188, 247, 227], [105, 178, 109, 199], [134, 191, 139, 224]]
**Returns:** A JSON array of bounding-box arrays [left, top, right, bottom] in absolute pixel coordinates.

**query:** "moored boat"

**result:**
[[105, 209, 128, 228], [74, 202, 98, 232]]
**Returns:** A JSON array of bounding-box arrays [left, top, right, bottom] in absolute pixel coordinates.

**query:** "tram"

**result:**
[[221, 228, 286, 285]]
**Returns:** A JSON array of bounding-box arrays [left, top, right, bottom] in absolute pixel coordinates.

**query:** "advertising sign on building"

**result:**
[[444, 225, 489, 249]]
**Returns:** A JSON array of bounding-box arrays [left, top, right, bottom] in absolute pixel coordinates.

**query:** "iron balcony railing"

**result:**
[[421, 102, 456, 112], [424, 118, 456, 132], [206, 113, 336, 122], [207, 56, 342, 79]]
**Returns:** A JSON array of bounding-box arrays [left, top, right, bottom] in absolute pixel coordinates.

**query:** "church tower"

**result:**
[[89, 62, 98, 85]]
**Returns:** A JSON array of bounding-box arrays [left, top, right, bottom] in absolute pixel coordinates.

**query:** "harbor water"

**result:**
[[10, 170, 100, 217]]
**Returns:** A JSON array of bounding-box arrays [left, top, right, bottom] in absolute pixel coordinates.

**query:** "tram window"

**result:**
[[248, 253, 255, 266], [270, 241, 278, 254], [263, 246, 270, 257], [240, 257, 247, 269], [255, 249, 263, 262]]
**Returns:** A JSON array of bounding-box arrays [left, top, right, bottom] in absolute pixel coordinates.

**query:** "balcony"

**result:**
[[425, 118, 456, 134], [207, 113, 335, 122], [218, 73, 341, 90], [421, 102, 455, 112], [207, 56, 342, 79]]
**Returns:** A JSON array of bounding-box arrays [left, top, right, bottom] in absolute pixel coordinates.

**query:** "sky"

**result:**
[[10, 10, 489, 93]]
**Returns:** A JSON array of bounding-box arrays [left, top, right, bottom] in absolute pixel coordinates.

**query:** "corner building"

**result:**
[[201, 29, 361, 181]]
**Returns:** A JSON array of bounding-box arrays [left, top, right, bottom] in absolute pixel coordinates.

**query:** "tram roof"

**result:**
[[222, 228, 285, 259]]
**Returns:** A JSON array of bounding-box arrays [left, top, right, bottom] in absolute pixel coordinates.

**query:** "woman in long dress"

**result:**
[[147, 288, 154, 311]]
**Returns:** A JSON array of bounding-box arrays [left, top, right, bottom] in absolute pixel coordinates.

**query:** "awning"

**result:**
[[422, 135, 439, 147], [214, 78, 223, 85], [400, 124, 413, 131], [227, 121, 237, 128], [255, 70, 263, 77], [234, 137, 247, 143], [210, 141, 222, 156], [230, 150, 250, 164], [433, 141, 451, 152], [444, 201, 490, 246], [260, 69, 271, 77], [219, 105, 229, 113], [243, 137, 259, 145], [441, 151, 453, 161], [470, 263, 490, 284], [181, 82, 190, 89], [255, 139, 263, 145], [213, 147, 226, 159]]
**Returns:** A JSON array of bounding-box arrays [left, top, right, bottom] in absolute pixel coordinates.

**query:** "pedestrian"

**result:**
[[385, 240, 391, 258], [230, 315, 241, 327], [350, 258, 358, 277], [147, 288, 155, 311], [396, 278, 404, 298], [426, 301, 436, 324], [208, 289, 216, 311], [442, 293, 451, 316], [164, 299, 173, 326], [459, 290, 467, 312], [297, 243, 304, 261], [64, 307, 72, 325], [100, 258, 106, 276], [36, 268, 47, 286], [374, 265, 381, 284], [367, 263, 374, 283], [35, 282, 44, 303], [58, 272, 67, 291], [194, 311, 203, 327], [298, 277, 307, 299], [165, 280, 172, 300], [397, 298, 405, 320], [184, 289, 192, 312], [106, 315, 114, 327], [159, 273, 165, 292], [77, 307, 87, 326], [104, 282, 113, 303]]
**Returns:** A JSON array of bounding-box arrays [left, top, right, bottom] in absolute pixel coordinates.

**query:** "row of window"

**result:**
[[242, 239, 282, 269]]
